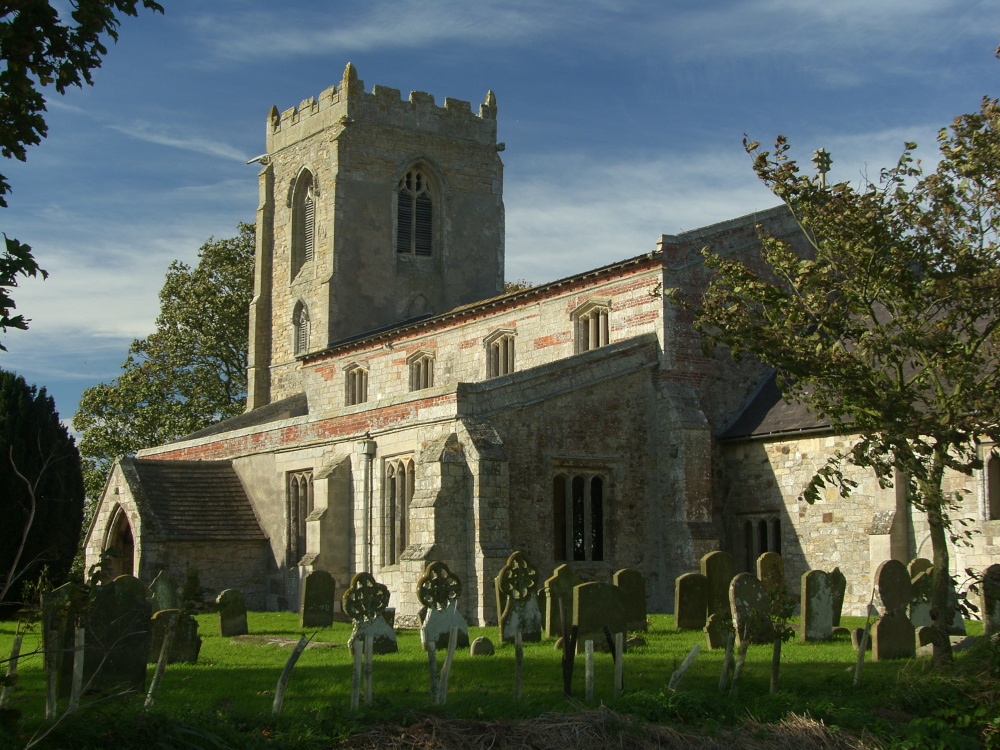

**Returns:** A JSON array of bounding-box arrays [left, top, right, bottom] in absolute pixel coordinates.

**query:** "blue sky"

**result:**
[[1, 0, 997, 429]]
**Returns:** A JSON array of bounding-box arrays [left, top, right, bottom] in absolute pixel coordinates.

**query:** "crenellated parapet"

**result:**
[[266, 62, 498, 153]]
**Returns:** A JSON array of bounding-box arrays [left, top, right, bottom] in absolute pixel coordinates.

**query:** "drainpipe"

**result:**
[[358, 439, 377, 572]]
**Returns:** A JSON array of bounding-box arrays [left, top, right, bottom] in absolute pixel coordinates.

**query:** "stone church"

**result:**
[[83, 64, 1000, 624]]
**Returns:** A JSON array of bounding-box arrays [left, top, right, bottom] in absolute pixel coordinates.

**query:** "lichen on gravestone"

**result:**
[[496, 551, 542, 644], [729, 573, 773, 647], [300, 570, 336, 629], [216, 589, 248, 637], [800, 569, 833, 642], [343, 572, 397, 654], [674, 572, 708, 631], [418, 561, 468, 651]]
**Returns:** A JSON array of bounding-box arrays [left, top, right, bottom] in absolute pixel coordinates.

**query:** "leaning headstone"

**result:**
[[829, 567, 847, 627], [983, 564, 1000, 637], [544, 564, 581, 638], [470, 636, 495, 656], [851, 627, 872, 651], [908, 570, 933, 628], [674, 572, 708, 631], [148, 571, 179, 614], [613, 568, 648, 632], [496, 552, 542, 644], [872, 559, 915, 661], [729, 573, 773, 647], [573, 582, 626, 653], [800, 569, 834, 642], [300, 570, 336, 628], [83, 575, 153, 694], [147, 609, 201, 664], [701, 551, 735, 622], [216, 589, 248, 637], [704, 612, 730, 650]]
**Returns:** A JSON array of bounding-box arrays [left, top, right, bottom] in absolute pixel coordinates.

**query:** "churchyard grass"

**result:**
[[0, 614, 993, 748]]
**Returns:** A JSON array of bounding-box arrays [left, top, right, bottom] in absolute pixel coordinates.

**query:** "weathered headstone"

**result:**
[[729, 573, 773, 647], [701, 551, 735, 621], [344, 572, 397, 654], [800, 569, 834, 642], [851, 627, 872, 651], [216, 589, 248, 637], [42, 582, 84, 699], [148, 609, 201, 664], [84, 575, 153, 694], [544, 564, 581, 638], [756, 552, 784, 602], [872, 559, 915, 661], [908, 570, 933, 628], [470, 636, 495, 656], [983, 564, 1000, 637], [674, 572, 708, 631], [573, 582, 626, 653], [496, 551, 542, 643], [829, 567, 846, 627], [300, 570, 336, 628], [148, 571, 179, 614], [613, 568, 647, 632]]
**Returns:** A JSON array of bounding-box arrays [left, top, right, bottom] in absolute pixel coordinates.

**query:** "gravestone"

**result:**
[[148, 571, 179, 613], [496, 551, 542, 644], [216, 589, 248, 637], [851, 627, 872, 651], [84, 575, 153, 694], [573, 581, 626, 653], [613, 568, 648, 632], [756, 552, 784, 602], [983, 564, 1000, 637], [908, 557, 933, 580], [343, 572, 398, 654], [701, 551, 735, 621], [908, 570, 933, 628], [544, 564, 581, 638], [729, 573, 773, 647], [800, 569, 834, 642], [148, 609, 201, 664], [830, 567, 847, 627], [42, 582, 84, 699], [418, 561, 469, 650], [674, 572, 708, 630], [872, 559, 915, 661], [300, 570, 336, 628], [946, 584, 967, 635], [704, 612, 730, 650], [470, 636, 495, 656]]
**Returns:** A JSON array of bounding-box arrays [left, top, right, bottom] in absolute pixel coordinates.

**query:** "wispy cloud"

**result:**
[[109, 121, 249, 161]]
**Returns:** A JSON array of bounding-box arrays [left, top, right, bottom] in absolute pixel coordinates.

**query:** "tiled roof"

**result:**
[[719, 373, 831, 440], [175, 392, 308, 442], [121, 457, 266, 542]]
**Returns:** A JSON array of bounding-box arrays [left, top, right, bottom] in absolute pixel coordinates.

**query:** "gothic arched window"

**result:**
[[291, 170, 315, 278], [396, 168, 433, 256]]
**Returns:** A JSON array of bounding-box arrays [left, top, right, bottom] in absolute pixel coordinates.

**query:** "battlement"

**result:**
[[265, 63, 499, 154]]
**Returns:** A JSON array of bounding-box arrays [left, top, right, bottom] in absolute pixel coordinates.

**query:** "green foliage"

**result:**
[[0, 370, 84, 613], [0, 1, 163, 342], [682, 97, 1000, 663], [73, 223, 255, 500]]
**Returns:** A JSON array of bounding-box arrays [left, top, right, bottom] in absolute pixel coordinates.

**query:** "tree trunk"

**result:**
[[919, 449, 954, 667]]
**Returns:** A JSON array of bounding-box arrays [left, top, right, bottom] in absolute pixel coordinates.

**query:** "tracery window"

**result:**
[[572, 300, 611, 353], [345, 364, 369, 406], [293, 302, 310, 356], [485, 330, 515, 378], [291, 170, 315, 278], [287, 470, 313, 565], [987, 449, 1000, 521], [396, 168, 433, 256], [408, 351, 434, 391], [553, 471, 608, 562], [383, 457, 414, 565]]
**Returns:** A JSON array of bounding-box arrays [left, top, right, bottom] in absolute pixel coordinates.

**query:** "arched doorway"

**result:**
[[104, 506, 135, 579]]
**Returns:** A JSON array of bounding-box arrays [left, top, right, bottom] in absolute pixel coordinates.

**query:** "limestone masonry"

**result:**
[[84, 64, 1000, 623]]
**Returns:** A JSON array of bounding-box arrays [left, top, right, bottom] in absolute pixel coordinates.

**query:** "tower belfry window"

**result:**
[[293, 302, 310, 356], [292, 171, 316, 278], [397, 169, 433, 256]]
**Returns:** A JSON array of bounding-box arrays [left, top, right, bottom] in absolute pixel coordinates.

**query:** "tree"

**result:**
[[681, 97, 1000, 665], [0, 369, 85, 613], [0, 1, 163, 345], [73, 223, 255, 500]]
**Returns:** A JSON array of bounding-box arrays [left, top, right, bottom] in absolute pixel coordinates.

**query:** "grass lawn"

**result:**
[[0, 613, 996, 748]]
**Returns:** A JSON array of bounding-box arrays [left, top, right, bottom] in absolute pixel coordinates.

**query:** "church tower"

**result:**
[[247, 63, 505, 408]]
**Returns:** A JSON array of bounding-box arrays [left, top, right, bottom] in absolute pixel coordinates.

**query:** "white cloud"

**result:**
[[108, 122, 250, 162]]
